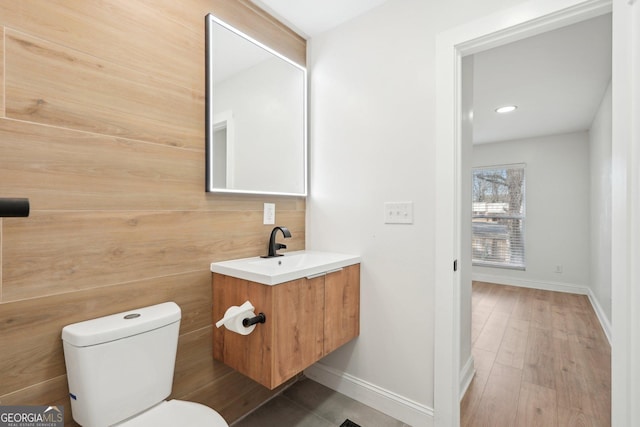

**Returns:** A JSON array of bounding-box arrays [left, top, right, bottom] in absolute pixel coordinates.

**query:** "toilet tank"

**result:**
[[62, 302, 181, 427]]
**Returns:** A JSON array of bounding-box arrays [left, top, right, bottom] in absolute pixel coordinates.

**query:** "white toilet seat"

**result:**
[[116, 400, 228, 427]]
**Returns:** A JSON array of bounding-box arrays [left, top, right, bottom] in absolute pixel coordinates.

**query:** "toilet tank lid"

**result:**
[[62, 302, 181, 347]]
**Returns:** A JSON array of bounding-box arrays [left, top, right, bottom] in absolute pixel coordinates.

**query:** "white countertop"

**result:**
[[210, 250, 360, 285]]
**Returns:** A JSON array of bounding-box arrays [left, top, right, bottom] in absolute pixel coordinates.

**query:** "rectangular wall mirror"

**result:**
[[205, 14, 307, 196]]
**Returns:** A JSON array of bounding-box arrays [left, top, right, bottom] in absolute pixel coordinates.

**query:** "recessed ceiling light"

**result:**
[[495, 105, 518, 114]]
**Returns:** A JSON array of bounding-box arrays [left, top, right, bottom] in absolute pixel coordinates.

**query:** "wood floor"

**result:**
[[461, 281, 611, 427]]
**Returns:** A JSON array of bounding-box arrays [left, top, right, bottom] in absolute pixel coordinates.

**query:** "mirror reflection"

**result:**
[[205, 14, 307, 196]]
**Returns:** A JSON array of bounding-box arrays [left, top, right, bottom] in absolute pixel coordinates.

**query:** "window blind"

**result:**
[[472, 164, 525, 270]]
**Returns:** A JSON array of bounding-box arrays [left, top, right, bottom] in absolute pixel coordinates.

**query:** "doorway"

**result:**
[[459, 12, 612, 424], [433, 1, 622, 426]]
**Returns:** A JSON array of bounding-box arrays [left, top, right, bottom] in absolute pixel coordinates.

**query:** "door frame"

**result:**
[[433, 0, 625, 425]]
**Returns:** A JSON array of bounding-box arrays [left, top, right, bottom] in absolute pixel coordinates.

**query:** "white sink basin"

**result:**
[[210, 250, 360, 285]]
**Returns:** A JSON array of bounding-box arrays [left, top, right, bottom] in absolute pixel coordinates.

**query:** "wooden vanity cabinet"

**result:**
[[212, 263, 360, 389]]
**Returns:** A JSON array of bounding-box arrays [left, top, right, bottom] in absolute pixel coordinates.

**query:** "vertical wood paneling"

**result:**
[[0, 119, 204, 210], [0, 1, 204, 91], [2, 210, 304, 301], [0, 0, 304, 89], [0, 26, 4, 117], [0, 0, 306, 423], [5, 30, 203, 148], [0, 117, 308, 213], [0, 375, 77, 426], [0, 271, 213, 396]]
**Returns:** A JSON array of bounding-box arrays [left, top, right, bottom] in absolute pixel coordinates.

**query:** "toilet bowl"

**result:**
[[115, 400, 227, 427], [62, 302, 229, 427]]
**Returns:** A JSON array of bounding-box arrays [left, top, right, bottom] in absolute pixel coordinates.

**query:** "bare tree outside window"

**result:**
[[472, 164, 525, 269]]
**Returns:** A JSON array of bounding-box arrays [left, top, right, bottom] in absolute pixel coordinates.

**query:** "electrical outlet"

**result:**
[[384, 201, 414, 224], [263, 203, 275, 225]]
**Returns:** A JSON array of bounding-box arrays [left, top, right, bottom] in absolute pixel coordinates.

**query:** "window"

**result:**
[[472, 164, 525, 269]]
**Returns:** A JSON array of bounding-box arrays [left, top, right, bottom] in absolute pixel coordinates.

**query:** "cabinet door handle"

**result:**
[[306, 267, 344, 280]]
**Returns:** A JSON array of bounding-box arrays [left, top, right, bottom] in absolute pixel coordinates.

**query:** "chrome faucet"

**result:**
[[262, 226, 291, 258]]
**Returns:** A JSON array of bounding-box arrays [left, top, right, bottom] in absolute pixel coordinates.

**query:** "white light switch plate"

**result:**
[[384, 201, 414, 224], [263, 203, 275, 225]]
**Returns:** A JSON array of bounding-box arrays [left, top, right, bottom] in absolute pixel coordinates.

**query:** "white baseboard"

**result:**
[[587, 291, 612, 344], [459, 355, 475, 401], [472, 273, 612, 344], [472, 273, 590, 295], [304, 363, 434, 427]]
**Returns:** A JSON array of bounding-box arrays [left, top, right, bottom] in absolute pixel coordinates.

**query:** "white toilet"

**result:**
[[62, 302, 229, 427]]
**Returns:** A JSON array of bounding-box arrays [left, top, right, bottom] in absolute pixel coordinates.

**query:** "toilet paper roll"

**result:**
[[222, 309, 257, 336], [215, 301, 257, 335]]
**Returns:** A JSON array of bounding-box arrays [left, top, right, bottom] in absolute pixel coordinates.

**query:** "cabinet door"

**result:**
[[323, 264, 360, 355], [272, 276, 324, 386], [212, 273, 273, 387]]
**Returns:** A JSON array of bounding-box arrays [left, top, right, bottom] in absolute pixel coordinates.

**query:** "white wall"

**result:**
[[471, 133, 591, 292], [305, 0, 529, 424], [589, 82, 612, 323]]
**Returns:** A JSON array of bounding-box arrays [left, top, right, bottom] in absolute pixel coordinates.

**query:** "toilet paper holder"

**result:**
[[242, 313, 266, 327], [0, 198, 30, 217], [215, 301, 266, 335]]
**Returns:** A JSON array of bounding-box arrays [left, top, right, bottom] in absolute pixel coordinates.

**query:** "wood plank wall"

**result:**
[[0, 1, 306, 425]]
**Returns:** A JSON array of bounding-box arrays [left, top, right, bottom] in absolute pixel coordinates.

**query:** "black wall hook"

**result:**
[[242, 313, 266, 327]]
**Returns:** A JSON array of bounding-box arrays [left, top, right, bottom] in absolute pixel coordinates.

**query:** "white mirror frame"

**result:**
[[205, 14, 308, 196]]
